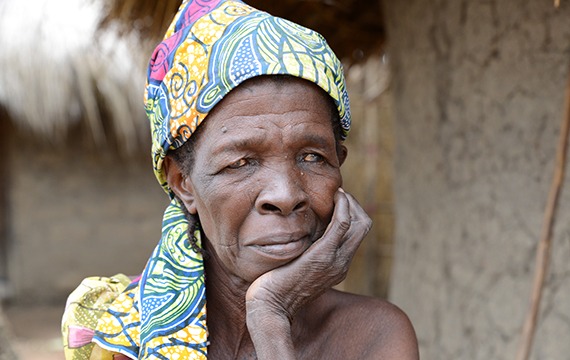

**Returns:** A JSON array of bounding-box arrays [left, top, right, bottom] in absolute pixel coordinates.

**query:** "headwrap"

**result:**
[[89, 0, 351, 359]]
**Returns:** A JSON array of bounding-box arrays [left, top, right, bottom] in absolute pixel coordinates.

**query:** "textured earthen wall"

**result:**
[[8, 141, 167, 303], [383, 0, 570, 359]]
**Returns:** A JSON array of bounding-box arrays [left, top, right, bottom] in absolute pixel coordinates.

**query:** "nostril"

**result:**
[[293, 201, 307, 212], [261, 203, 280, 212]]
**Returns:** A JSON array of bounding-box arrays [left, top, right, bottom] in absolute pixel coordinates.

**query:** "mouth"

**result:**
[[248, 233, 311, 260]]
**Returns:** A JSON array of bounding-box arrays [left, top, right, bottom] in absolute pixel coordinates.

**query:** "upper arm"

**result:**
[[364, 304, 419, 360], [311, 291, 418, 359], [337, 297, 419, 360]]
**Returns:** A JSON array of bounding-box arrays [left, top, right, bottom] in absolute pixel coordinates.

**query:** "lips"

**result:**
[[247, 233, 311, 260]]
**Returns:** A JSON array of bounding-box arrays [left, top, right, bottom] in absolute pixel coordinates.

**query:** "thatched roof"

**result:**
[[248, 1, 385, 62], [0, 0, 384, 153], [0, 0, 177, 153]]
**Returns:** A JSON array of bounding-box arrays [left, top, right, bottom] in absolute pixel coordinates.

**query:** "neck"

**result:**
[[205, 245, 256, 358]]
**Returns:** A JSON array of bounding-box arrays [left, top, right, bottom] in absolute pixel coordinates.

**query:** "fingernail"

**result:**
[[338, 187, 345, 193]]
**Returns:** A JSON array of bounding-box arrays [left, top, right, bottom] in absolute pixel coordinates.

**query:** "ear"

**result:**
[[163, 156, 198, 215], [337, 144, 348, 166]]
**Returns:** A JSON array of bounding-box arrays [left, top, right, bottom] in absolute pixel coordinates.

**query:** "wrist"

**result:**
[[246, 300, 295, 360]]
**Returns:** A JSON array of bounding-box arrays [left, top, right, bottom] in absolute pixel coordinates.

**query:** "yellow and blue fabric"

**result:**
[[61, 274, 133, 360], [62, 0, 351, 359]]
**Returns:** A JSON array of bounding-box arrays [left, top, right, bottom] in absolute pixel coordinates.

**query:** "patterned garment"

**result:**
[[63, 0, 351, 359], [61, 274, 132, 360]]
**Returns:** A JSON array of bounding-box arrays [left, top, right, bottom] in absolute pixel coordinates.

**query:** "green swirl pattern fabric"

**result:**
[[90, 0, 351, 359]]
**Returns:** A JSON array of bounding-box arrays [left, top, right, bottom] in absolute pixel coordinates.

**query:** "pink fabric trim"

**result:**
[[68, 325, 95, 348]]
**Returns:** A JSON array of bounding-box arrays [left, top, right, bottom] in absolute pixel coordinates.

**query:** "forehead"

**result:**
[[217, 76, 333, 115], [198, 76, 337, 137]]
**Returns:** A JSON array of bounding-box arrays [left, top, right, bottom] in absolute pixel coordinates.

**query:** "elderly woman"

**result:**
[[62, 1, 418, 359]]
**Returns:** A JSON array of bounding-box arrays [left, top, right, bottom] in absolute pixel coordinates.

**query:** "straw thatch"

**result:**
[[0, 0, 384, 153], [0, 0, 177, 154]]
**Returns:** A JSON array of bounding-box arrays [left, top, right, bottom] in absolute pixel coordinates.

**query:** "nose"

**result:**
[[255, 167, 309, 216]]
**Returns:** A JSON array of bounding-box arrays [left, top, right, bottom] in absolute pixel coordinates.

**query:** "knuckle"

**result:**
[[313, 258, 333, 272], [335, 218, 350, 235], [364, 217, 373, 233]]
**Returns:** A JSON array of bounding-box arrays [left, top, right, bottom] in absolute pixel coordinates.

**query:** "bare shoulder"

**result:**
[[300, 289, 419, 360]]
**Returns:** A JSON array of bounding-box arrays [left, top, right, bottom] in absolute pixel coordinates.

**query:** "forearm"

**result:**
[[246, 300, 296, 360]]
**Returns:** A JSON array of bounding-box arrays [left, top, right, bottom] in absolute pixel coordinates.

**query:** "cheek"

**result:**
[[311, 190, 336, 221], [307, 173, 341, 219], [196, 193, 247, 248]]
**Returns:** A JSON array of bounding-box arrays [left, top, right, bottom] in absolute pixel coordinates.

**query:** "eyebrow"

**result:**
[[299, 133, 335, 149], [209, 130, 335, 157], [210, 135, 266, 156]]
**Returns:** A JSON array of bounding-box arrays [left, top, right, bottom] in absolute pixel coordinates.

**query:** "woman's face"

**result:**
[[175, 77, 346, 283]]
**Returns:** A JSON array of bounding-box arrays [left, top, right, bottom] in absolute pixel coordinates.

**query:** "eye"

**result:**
[[302, 153, 324, 163], [228, 158, 249, 169]]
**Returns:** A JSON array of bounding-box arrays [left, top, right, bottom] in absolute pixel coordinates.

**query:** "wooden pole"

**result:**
[[515, 65, 570, 360], [0, 108, 8, 296]]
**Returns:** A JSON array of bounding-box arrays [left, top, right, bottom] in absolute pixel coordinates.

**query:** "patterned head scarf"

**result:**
[[91, 0, 351, 359]]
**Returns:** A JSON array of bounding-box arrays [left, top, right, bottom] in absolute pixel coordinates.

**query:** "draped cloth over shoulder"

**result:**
[[71, 0, 352, 359]]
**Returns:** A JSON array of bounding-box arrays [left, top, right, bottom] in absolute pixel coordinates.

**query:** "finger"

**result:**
[[336, 189, 372, 235], [319, 188, 351, 247], [337, 192, 372, 253], [301, 188, 350, 262], [342, 191, 368, 223], [302, 190, 368, 266]]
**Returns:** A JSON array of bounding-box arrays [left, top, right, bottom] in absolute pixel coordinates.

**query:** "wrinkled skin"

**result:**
[[164, 76, 419, 359]]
